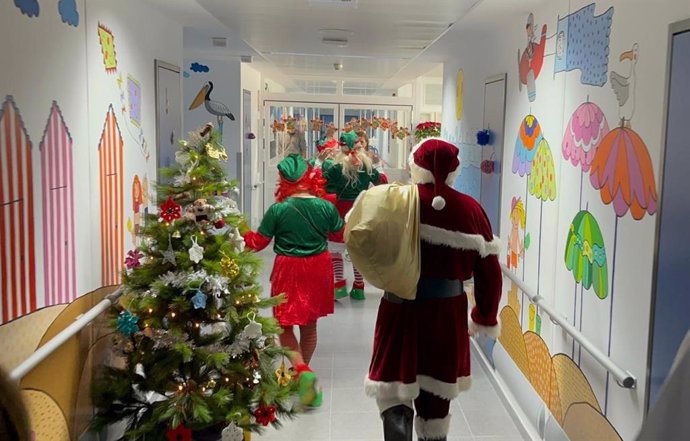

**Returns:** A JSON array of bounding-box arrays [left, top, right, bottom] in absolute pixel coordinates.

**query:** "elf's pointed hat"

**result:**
[[339, 131, 358, 151], [277, 153, 309, 182], [408, 137, 460, 210]]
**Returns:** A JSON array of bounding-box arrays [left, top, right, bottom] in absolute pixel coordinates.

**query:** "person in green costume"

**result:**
[[324, 131, 382, 300], [243, 154, 344, 408]]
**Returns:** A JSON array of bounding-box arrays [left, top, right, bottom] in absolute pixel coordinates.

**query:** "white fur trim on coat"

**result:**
[[420, 224, 502, 257], [468, 313, 502, 338], [365, 376, 471, 402], [418, 375, 472, 400], [408, 137, 459, 186], [415, 415, 451, 439], [364, 378, 420, 401]]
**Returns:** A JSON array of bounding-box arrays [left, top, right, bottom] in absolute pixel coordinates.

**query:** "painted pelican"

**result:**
[[610, 43, 639, 126], [189, 81, 235, 133]]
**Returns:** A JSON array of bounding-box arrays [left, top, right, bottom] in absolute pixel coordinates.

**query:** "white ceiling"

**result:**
[[178, 0, 480, 88]]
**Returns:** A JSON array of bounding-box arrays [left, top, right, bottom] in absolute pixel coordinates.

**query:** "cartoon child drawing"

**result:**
[[132, 175, 143, 245], [507, 196, 525, 271]]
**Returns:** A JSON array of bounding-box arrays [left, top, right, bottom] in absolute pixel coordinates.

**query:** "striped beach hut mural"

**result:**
[[40, 101, 76, 306], [99, 105, 124, 286], [0, 96, 37, 324]]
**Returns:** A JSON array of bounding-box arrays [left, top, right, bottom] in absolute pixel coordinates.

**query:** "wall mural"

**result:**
[[562, 99, 610, 361], [501, 2, 659, 437], [0, 96, 37, 324], [590, 42, 657, 414], [40, 101, 77, 308], [511, 114, 544, 326], [553, 3, 614, 86], [12, 0, 79, 25], [518, 13, 548, 102], [97, 23, 117, 73], [518, 4, 614, 102], [456, 68, 464, 120], [13, 0, 39, 18], [190, 62, 211, 73], [499, 305, 623, 441], [98, 105, 124, 287], [189, 81, 236, 137], [117, 72, 150, 161], [57, 0, 79, 27]]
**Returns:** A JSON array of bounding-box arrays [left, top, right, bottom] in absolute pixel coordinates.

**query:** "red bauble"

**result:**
[[214, 218, 226, 229], [166, 424, 192, 441]]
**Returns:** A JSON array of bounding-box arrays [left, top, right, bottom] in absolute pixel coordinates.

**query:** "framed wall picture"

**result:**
[[154, 60, 182, 183]]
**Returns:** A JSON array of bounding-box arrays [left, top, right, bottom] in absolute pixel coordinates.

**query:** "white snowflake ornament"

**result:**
[[228, 227, 245, 252], [188, 236, 204, 264], [221, 423, 244, 441], [244, 314, 263, 339]]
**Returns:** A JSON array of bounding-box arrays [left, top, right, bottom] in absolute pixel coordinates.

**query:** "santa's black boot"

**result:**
[[381, 405, 414, 441]]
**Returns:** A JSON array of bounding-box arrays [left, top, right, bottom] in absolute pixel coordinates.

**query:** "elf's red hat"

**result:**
[[409, 137, 460, 210]]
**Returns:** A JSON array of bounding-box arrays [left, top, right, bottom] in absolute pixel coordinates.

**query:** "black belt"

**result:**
[[384, 277, 463, 303]]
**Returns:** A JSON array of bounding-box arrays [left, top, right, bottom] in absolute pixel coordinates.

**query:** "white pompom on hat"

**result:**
[[408, 137, 461, 211]]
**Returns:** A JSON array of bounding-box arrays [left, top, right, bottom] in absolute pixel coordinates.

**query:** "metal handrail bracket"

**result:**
[[500, 264, 637, 389]]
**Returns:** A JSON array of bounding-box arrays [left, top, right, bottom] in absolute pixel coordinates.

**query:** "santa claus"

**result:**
[[363, 138, 503, 441]]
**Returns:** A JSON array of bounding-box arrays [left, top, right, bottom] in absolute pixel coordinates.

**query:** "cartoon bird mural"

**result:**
[[609, 44, 639, 127], [189, 81, 235, 135]]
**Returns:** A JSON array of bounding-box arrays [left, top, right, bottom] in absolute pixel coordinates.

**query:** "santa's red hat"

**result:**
[[408, 137, 460, 210]]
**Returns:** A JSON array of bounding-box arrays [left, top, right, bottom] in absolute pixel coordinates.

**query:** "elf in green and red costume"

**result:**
[[324, 131, 382, 300], [243, 154, 343, 407]]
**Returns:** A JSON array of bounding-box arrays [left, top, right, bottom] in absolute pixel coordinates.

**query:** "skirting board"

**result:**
[[471, 337, 541, 441]]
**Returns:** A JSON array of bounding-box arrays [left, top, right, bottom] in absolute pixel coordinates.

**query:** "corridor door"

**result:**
[[648, 21, 690, 409], [480, 74, 507, 236]]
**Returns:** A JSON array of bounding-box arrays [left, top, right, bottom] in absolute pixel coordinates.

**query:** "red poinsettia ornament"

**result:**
[[124, 249, 143, 269], [254, 404, 277, 426], [160, 197, 182, 223], [166, 424, 192, 441]]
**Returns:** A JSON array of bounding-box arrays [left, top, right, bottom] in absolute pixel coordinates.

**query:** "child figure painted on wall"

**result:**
[[507, 196, 525, 271], [131, 175, 143, 246], [142, 175, 150, 218], [507, 197, 525, 321]]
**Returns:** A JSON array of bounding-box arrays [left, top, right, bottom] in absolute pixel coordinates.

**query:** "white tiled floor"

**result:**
[[255, 250, 524, 441]]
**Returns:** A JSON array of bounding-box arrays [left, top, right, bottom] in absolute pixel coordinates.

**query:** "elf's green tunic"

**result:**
[[258, 197, 343, 257]]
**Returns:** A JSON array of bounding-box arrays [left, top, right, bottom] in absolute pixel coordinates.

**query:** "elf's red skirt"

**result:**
[[271, 251, 334, 326], [366, 294, 472, 401], [328, 199, 354, 243]]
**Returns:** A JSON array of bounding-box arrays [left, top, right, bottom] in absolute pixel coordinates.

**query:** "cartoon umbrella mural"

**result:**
[[563, 100, 610, 174], [562, 99, 610, 357], [511, 114, 544, 324], [565, 211, 608, 299], [590, 44, 657, 412], [527, 137, 557, 333], [564, 209, 608, 362], [513, 114, 543, 177]]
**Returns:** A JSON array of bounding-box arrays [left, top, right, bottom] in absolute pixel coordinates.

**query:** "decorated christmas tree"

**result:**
[[91, 124, 295, 441]]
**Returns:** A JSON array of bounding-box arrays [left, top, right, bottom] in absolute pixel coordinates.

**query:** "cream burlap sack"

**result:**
[[344, 183, 420, 299]]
